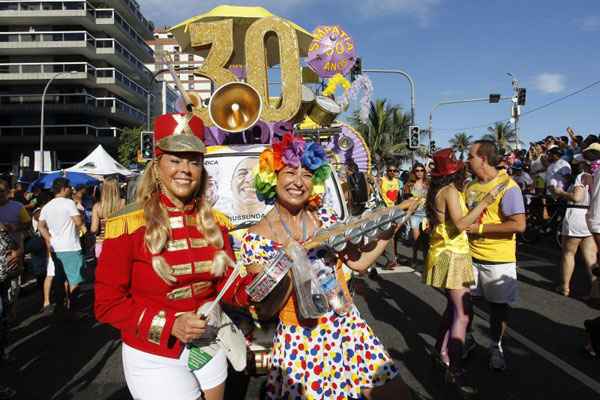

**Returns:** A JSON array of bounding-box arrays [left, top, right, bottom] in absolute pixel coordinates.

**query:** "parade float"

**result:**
[[165, 5, 374, 230], [164, 5, 378, 375]]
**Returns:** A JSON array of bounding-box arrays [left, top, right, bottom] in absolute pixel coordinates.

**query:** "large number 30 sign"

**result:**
[[188, 17, 302, 126]]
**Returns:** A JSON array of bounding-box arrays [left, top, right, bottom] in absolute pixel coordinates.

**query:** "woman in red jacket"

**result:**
[[95, 113, 252, 400]]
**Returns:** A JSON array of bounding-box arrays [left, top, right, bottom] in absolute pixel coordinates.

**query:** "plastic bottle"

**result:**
[[315, 267, 351, 316]]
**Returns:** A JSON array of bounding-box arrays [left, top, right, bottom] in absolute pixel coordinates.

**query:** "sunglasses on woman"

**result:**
[[415, 169, 425, 172]]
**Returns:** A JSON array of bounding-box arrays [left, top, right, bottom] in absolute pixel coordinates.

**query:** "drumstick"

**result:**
[[157, 51, 193, 112], [198, 263, 242, 319]]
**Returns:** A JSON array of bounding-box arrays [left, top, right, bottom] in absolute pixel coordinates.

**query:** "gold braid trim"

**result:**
[[211, 209, 232, 230], [104, 205, 146, 240]]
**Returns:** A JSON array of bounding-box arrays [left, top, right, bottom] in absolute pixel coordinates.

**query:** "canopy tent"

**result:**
[[28, 171, 99, 191], [66, 145, 133, 176]]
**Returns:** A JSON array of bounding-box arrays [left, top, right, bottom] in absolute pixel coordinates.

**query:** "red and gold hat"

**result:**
[[430, 148, 464, 177], [153, 113, 205, 156]]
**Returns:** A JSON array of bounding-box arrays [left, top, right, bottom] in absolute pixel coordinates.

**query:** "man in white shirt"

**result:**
[[545, 146, 572, 195], [38, 178, 85, 306]]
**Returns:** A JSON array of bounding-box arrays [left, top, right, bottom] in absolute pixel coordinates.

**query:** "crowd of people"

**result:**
[[1, 123, 600, 399]]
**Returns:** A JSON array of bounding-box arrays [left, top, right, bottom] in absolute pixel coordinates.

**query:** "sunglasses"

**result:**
[[388, 169, 399, 173], [415, 169, 425, 172]]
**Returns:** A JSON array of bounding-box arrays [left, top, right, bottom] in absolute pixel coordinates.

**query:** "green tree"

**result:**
[[449, 132, 473, 160], [349, 99, 426, 165], [118, 126, 144, 167], [481, 121, 522, 152]]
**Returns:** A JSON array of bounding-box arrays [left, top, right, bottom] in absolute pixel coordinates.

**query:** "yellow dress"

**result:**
[[424, 192, 475, 289]]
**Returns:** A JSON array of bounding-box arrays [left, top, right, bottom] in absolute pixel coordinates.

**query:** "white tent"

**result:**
[[67, 145, 133, 176]]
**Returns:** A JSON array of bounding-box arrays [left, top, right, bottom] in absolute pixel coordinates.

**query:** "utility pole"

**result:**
[[507, 73, 526, 150]]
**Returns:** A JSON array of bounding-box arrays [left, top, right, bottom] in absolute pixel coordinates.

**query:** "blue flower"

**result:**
[[301, 142, 327, 171]]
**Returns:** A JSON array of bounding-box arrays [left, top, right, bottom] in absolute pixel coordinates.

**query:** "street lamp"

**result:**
[[39, 70, 79, 172]]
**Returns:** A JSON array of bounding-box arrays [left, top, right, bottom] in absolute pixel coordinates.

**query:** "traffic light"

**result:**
[[517, 88, 526, 106], [350, 57, 362, 82], [140, 131, 154, 160], [430, 140, 437, 153], [489, 94, 501, 103], [408, 126, 420, 149]]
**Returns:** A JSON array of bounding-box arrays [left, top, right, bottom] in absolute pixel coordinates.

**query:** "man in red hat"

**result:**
[[464, 140, 526, 372]]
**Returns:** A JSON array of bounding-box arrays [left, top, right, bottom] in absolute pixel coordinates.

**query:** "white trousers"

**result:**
[[122, 343, 227, 400]]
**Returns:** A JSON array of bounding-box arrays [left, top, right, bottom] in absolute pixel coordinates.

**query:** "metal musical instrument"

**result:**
[[209, 81, 263, 133], [308, 96, 342, 126], [245, 203, 420, 319]]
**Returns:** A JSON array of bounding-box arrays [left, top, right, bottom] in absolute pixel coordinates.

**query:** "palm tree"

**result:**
[[481, 121, 522, 152], [449, 132, 473, 160], [349, 99, 425, 164]]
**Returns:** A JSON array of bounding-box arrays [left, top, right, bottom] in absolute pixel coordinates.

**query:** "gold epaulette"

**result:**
[[212, 209, 233, 230], [104, 202, 146, 240]]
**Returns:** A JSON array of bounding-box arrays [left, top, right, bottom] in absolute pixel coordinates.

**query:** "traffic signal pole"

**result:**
[[362, 68, 416, 164], [428, 96, 512, 148]]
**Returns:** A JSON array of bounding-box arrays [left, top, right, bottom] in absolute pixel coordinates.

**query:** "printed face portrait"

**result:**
[[205, 173, 219, 207], [231, 157, 264, 216]]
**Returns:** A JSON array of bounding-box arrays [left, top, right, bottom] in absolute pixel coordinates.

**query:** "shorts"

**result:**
[[122, 343, 227, 400], [52, 251, 83, 286], [470, 261, 518, 304], [410, 212, 426, 230], [46, 255, 55, 277]]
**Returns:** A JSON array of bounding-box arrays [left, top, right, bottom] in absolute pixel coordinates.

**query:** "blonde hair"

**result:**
[[136, 159, 233, 284], [99, 176, 123, 218]]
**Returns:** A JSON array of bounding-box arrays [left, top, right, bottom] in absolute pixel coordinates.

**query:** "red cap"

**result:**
[[153, 113, 206, 157], [430, 148, 464, 177]]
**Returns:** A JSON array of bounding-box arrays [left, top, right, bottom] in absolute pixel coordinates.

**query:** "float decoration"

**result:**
[[307, 25, 356, 78], [340, 74, 374, 125]]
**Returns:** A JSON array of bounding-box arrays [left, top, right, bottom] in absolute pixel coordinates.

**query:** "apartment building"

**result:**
[[0, 0, 165, 171], [146, 28, 211, 105]]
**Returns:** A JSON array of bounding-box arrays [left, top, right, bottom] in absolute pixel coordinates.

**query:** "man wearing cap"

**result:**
[[465, 140, 526, 371], [94, 113, 252, 400]]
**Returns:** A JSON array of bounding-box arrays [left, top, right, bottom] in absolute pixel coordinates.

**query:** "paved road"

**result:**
[[4, 240, 599, 400]]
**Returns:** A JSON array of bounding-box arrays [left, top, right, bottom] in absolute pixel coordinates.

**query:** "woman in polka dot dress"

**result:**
[[242, 135, 413, 400]]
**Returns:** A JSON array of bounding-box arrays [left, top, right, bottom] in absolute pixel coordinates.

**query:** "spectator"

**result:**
[[0, 223, 18, 399], [91, 176, 125, 258], [37, 178, 86, 314], [553, 154, 597, 299], [465, 140, 526, 371], [511, 161, 534, 193], [545, 146, 572, 195], [403, 163, 429, 268], [346, 160, 370, 216], [378, 165, 402, 270]]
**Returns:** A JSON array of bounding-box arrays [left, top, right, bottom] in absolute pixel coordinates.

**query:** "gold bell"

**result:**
[[208, 82, 262, 133]]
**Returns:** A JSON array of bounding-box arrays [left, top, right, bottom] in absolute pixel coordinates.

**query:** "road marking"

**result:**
[[383, 264, 600, 395]]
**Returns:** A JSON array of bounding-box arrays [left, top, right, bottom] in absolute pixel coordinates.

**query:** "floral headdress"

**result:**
[[254, 133, 331, 208]]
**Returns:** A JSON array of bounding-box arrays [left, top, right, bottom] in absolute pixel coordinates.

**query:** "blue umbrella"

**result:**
[[28, 171, 100, 191]]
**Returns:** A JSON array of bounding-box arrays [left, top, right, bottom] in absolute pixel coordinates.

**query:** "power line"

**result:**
[[434, 78, 600, 134]]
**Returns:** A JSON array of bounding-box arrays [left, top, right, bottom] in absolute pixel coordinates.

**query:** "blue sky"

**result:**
[[140, 0, 600, 147]]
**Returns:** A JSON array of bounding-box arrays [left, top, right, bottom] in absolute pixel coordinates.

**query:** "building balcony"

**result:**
[[0, 30, 153, 83], [0, 93, 146, 126], [0, 62, 149, 107], [98, 0, 154, 40], [0, 124, 122, 141], [93, 7, 153, 62], [0, 0, 154, 62]]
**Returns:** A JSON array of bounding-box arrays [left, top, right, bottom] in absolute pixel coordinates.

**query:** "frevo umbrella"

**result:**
[[169, 5, 314, 67], [29, 171, 99, 191], [307, 25, 357, 78]]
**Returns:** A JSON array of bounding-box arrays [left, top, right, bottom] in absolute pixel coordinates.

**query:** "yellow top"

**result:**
[[464, 170, 517, 262], [380, 176, 400, 207], [426, 192, 470, 270]]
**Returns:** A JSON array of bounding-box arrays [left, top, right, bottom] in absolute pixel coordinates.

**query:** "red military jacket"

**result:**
[[94, 195, 253, 358]]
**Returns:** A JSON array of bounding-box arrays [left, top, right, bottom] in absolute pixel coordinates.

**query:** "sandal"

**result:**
[[382, 261, 398, 270]]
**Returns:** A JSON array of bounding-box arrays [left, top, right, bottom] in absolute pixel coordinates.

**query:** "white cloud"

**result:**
[[581, 16, 600, 31], [534, 73, 566, 94]]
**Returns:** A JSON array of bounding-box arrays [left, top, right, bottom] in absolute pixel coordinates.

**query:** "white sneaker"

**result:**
[[489, 346, 507, 371]]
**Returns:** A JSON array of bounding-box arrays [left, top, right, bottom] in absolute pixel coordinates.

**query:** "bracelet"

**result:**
[[478, 224, 484, 234]]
